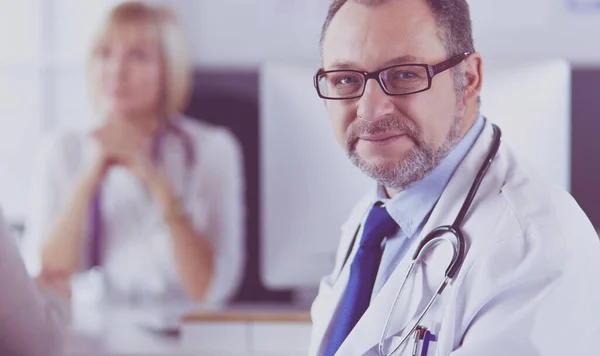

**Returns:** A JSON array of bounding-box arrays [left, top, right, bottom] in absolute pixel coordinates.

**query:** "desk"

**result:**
[[65, 303, 312, 356], [66, 303, 187, 356], [181, 305, 312, 355]]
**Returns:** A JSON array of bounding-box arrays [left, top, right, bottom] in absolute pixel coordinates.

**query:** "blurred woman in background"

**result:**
[[22, 1, 245, 305]]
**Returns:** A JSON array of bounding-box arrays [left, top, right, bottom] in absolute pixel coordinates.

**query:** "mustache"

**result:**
[[346, 114, 421, 151]]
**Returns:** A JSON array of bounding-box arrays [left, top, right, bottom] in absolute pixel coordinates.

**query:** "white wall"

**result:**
[[166, 0, 327, 68], [166, 0, 600, 67], [0, 0, 122, 222], [1, 0, 597, 222], [471, 0, 600, 65]]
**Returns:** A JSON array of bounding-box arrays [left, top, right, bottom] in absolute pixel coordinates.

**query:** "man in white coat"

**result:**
[[309, 0, 600, 355]]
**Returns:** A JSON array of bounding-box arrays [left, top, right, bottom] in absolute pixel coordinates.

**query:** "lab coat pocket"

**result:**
[[379, 325, 439, 356]]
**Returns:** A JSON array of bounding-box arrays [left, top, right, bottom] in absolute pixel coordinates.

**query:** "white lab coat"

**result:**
[[309, 122, 600, 356], [21, 116, 245, 305]]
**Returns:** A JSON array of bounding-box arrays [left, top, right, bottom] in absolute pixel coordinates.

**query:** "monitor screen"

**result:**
[[259, 59, 570, 292]]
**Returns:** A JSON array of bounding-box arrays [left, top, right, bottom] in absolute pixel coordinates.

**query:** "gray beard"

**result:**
[[347, 112, 464, 191]]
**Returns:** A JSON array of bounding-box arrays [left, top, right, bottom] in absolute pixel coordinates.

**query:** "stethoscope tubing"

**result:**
[[377, 124, 502, 356]]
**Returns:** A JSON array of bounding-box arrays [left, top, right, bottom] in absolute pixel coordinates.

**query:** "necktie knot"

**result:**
[[359, 204, 399, 249]]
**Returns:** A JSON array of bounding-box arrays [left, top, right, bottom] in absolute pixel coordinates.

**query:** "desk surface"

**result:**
[[65, 302, 311, 356], [66, 303, 183, 356], [182, 305, 311, 323]]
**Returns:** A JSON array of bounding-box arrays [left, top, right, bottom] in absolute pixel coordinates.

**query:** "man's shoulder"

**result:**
[[494, 143, 595, 245]]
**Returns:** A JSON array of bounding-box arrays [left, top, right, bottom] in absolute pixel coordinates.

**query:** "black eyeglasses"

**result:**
[[314, 52, 471, 100]]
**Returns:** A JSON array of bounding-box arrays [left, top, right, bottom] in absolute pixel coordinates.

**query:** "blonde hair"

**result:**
[[88, 1, 192, 117]]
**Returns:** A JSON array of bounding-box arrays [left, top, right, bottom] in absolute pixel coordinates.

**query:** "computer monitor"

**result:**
[[259, 62, 373, 294], [479, 59, 571, 191], [259, 59, 570, 294]]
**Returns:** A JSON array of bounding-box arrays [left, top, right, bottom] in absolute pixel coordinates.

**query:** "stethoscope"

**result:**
[[338, 124, 502, 355], [376, 124, 502, 355]]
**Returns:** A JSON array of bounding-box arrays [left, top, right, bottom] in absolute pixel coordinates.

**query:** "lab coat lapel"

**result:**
[[336, 122, 498, 355]]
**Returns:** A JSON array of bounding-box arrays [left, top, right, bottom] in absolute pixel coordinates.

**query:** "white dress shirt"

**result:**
[[21, 115, 245, 305], [0, 208, 68, 356]]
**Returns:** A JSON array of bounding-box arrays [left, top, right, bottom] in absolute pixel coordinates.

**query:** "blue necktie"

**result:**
[[323, 204, 399, 356]]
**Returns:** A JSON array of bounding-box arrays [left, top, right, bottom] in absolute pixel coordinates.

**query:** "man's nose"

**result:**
[[356, 79, 395, 121]]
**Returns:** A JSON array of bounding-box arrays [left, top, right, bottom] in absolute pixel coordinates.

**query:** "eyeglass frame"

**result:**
[[313, 51, 472, 100]]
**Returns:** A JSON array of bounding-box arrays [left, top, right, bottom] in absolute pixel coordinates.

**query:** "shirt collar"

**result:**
[[374, 114, 486, 238]]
